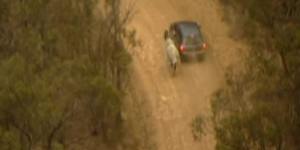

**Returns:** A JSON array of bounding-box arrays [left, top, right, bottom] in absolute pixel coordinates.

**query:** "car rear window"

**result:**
[[183, 34, 202, 46], [179, 23, 203, 46]]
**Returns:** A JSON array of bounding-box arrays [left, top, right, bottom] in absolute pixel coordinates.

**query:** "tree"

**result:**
[[0, 0, 134, 149]]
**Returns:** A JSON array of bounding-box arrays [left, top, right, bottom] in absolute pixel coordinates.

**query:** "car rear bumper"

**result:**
[[181, 50, 205, 57], [179, 50, 206, 61]]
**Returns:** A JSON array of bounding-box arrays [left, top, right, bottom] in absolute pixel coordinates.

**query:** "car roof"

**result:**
[[173, 21, 202, 38]]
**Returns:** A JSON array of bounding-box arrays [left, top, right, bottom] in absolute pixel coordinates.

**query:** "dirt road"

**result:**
[[123, 0, 245, 149]]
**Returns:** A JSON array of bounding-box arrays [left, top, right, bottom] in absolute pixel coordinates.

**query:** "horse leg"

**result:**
[[171, 62, 177, 75]]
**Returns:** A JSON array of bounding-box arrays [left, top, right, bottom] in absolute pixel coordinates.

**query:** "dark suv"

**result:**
[[164, 21, 207, 60]]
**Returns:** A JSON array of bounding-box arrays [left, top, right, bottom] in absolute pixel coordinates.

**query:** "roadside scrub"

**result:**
[[212, 0, 300, 149]]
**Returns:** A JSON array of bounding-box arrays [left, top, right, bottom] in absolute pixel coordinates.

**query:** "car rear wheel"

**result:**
[[196, 53, 205, 62], [180, 54, 188, 62]]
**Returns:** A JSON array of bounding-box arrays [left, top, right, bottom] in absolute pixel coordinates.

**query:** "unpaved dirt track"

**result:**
[[123, 0, 245, 149]]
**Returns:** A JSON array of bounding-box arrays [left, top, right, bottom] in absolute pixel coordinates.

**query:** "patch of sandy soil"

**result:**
[[122, 0, 247, 150]]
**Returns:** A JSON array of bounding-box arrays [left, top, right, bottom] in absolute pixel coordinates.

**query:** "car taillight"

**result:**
[[202, 43, 207, 49], [180, 44, 186, 52]]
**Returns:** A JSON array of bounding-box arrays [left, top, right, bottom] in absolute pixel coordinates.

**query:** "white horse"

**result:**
[[165, 38, 180, 75]]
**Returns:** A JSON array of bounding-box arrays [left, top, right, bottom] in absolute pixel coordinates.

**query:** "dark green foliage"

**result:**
[[191, 115, 206, 141], [0, 0, 133, 149], [214, 0, 300, 149]]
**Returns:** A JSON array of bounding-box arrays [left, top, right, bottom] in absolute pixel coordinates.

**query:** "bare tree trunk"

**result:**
[[11, 120, 32, 150], [279, 51, 289, 75], [46, 119, 64, 150], [276, 134, 283, 150]]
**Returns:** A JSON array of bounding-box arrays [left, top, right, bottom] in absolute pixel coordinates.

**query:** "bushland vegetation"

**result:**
[[213, 0, 300, 149], [0, 0, 135, 149]]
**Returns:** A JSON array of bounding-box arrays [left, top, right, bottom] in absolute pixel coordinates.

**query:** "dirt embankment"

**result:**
[[122, 0, 247, 150]]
